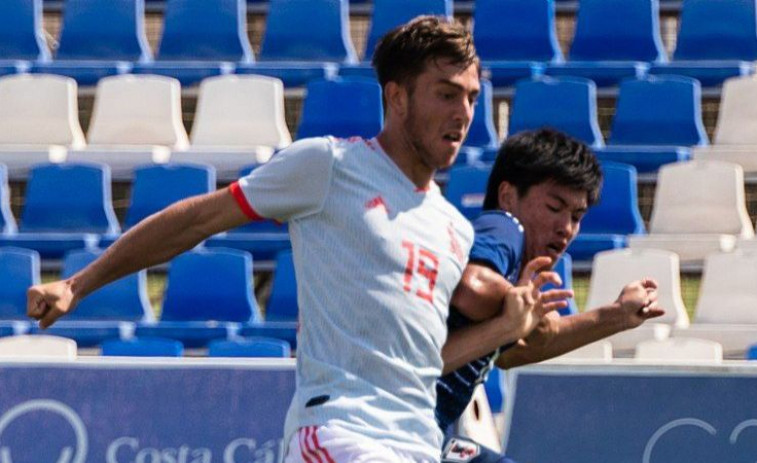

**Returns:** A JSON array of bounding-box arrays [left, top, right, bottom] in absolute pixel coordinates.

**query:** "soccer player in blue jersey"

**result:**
[[438, 128, 665, 462]]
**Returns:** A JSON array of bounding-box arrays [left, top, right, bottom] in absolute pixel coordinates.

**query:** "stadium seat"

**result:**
[[67, 74, 188, 179], [648, 0, 757, 87], [671, 250, 757, 356], [295, 77, 383, 139], [0, 334, 77, 359], [747, 343, 757, 360], [550, 340, 613, 361], [455, 385, 502, 452], [236, 0, 356, 87], [135, 248, 260, 347], [464, 79, 499, 160], [634, 338, 723, 362], [628, 161, 753, 263], [0, 74, 85, 178], [585, 248, 690, 352], [544, 0, 666, 87], [472, 0, 561, 87], [0, 163, 120, 259], [596, 75, 705, 173], [0, 0, 49, 69], [208, 337, 291, 357], [0, 247, 38, 336], [339, 0, 451, 78], [542, 253, 579, 316], [265, 250, 298, 321], [693, 75, 757, 172], [509, 77, 604, 148], [238, 321, 298, 351], [101, 337, 184, 357], [132, 0, 253, 86], [31, 0, 152, 85], [567, 162, 645, 261], [30, 248, 153, 347], [443, 165, 491, 220], [174, 75, 292, 180], [0, 165, 17, 235]]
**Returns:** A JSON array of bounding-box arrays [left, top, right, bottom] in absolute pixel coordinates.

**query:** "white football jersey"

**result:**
[[232, 136, 473, 460]]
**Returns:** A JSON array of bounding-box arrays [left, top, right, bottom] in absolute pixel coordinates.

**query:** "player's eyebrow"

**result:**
[[436, 78, 480, 99]]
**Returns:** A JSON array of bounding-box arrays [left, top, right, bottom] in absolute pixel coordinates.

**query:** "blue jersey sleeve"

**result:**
[[469, 210, 525, 283]]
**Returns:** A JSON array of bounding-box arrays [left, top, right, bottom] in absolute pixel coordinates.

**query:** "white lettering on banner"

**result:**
[[106, 438, 211, 463], [643, 418, 757, 463], [223, 439, 283, 463]]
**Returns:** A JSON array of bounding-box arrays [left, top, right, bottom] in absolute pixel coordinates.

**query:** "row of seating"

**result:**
[[2, 0, 755, 88]]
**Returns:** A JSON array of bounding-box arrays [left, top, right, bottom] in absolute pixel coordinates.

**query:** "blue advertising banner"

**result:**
[[504, 363, 757, 463], [0, 359, 296, 463]]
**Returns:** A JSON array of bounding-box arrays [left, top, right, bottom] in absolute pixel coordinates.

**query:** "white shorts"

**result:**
[[284, 424, 439, 463]]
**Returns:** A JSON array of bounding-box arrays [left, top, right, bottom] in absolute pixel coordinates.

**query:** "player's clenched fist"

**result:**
[[27, 280, 79, 329], [615, 278, 665, 330]]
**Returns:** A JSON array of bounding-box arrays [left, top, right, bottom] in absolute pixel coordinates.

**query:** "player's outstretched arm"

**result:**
[[27, 187, 250, 329], [442, 257, 573, 373], [496, 278, 664, 369]]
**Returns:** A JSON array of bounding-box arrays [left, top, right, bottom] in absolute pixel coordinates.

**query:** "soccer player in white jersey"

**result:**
[[26, 16, 554, 463]]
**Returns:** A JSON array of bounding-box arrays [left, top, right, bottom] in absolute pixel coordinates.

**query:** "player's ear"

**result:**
[[384, 81, 408, 118], [498, 181, 518, 211]]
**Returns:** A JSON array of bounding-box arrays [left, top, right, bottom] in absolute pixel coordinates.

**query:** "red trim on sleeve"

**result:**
[[229, 181, 263, 221]]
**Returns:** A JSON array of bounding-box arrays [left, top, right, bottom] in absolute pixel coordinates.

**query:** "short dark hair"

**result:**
[[483, 128, 603, 210], [372, 15, 479, 90]]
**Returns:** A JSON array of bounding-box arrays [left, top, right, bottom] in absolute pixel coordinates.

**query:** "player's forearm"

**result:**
[[496, 303, 626, 368], [442, 313, 522, 374]]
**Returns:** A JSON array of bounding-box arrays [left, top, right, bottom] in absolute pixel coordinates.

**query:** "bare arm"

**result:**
[[496, 279, 664, 369], [28, 187, 251, 328]]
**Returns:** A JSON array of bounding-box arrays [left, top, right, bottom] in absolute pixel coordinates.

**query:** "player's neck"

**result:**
[[376, 130, 434, 190]]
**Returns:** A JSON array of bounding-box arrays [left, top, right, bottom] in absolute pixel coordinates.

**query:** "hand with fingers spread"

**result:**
[[27, 280, 80, 329], [498, 256, 575, 341], [615, 278, 665, 330]]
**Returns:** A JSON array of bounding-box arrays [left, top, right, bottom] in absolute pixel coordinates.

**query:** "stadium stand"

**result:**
[[132, 0, 253, 86], [544, 0, 666, 88], [472, 0, 560, 88], [0, 74, 85, 179], [208, 337, 291, 357], [134, 248, 260, 347], [101, 337, 184, 357], [0, 0, 49, 69], [31, 0, 152, 85], [595, 75, 706, 173], [0, 334, 77, 359], [628, 160, 753, 263], [671, 250, 757, 357], [584, 248, 690, 353], [550, 339, 613, 361], [464, 79, 499, 162], [547, 253, 579, 316], [567, 162, 645, 262], [634, 337, 723, 362], [295, 76, 383, 139], [443, 164, 490, 221], [0, 247, 38, 337], [66, 74, 187, 179], [264, 250, 298, 322], [0, 165, 17, 235], [173, 74, 292, 180], [508, 76, 604, 148], [0, 163, 119, 259], [648, 0, 757, 87]]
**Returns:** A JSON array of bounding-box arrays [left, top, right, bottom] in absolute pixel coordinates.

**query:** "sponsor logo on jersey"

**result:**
[[442, 437, 481, 462]]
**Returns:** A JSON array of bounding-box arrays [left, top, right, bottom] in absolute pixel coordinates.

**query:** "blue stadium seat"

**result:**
[[0, 163, 120, 259], [208, 337, 291, 357], [296, 77, 383, 139], [483, 362, 504, 414], [473, 0, 561, 87], [544, 0, 666, 87], [567, 162, 645, 261], [30, 248, 154, 346], [101, 337, 184, 357], [596, 75, 706, 172], [340, 0, 451, 78], [238, 321, 298, 350], [649, 0, 757, 87], [31, 0, 152, 85], [509, 77, 604, 148], [237, 0, 356, 87], [0, 164, 17, 235], [0, 247, 37, 336], [444, 165, 491, 220], [747, 343, 757, 360], [465, 79, 499, 160], [135, 248, 260, 347], [266, 250, 298, 321], [206, 164, 291, 264], [0, 0, 49, 68], [132, 0, 254, 86], [100, 163, 216, 248]]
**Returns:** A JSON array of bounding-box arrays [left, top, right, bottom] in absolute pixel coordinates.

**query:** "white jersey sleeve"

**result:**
[[233, 137, 335, 222]]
